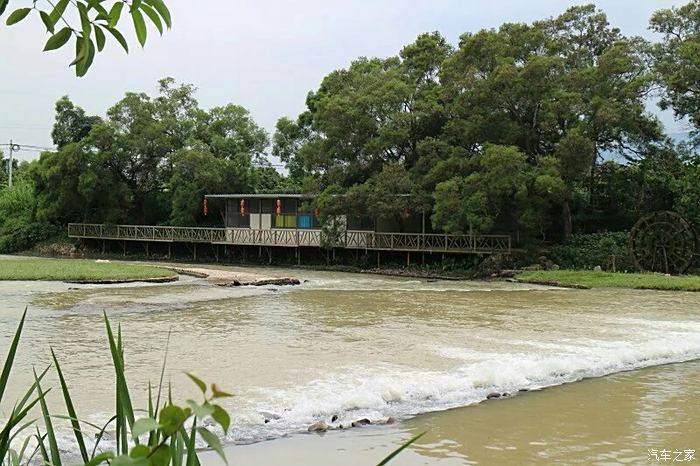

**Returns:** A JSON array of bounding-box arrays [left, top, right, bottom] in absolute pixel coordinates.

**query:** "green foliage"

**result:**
[[547, 232, 634, 271], [1, 0, 171, 76], [33, 79, 277, 227], [651, 0, 700, 136]]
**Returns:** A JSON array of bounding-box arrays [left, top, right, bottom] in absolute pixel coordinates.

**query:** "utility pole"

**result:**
[[6, 140, 20, 188], [8, 140, 15, 188]]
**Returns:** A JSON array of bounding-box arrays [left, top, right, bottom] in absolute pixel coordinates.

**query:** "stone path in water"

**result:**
[[161, 265, 301, 287]]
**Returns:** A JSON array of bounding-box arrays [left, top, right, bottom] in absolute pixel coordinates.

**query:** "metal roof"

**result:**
[[204, 193, 312, 200]]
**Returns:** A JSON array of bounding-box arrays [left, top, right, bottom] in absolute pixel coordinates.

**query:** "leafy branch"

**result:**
[[0, 0, 171, 76]]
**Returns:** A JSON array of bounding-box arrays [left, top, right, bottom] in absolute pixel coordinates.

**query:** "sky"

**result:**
[[0, 0, 690, 163]]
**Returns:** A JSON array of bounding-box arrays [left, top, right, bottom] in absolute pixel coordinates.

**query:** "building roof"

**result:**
[[204, 193, 312, 200]]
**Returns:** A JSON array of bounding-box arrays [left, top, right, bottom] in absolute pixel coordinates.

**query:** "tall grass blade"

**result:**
[[34, 368, 62, 466], [51, 348, 89, 463], [91, 415, 117, 459], [34, 429, 49, 465], [104, 312, 136, 455], [376, 431, 427, 466], [185, 419, 198, 466], [0, 308, 27, 402]]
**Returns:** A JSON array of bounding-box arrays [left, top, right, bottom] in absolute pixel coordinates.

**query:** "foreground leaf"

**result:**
[[197, 427, 226, 464], [5, 8, 31, 26]]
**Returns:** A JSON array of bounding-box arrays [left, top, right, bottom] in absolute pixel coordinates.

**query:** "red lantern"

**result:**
[[276, 199, 282, 215], [240, 199, 246, 217], [203, 198, 209, 217]]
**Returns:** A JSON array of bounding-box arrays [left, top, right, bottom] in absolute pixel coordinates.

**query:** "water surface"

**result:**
[[0, 263, 698, 463]]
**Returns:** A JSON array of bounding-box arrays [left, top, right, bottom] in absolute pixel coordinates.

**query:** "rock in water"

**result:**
[[308, 421, 329, 433], [351, 418, 372, 427], [486, 392, 501, 400], [331, 415, 338, 423], [374, 417, 397, 425]]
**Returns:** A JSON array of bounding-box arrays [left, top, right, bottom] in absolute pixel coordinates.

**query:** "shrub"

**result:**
[[0, 223, 62, 254], [548, 232, 634, 271]]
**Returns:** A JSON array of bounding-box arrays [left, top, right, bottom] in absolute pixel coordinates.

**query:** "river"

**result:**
[[1, 263, 699, 464]]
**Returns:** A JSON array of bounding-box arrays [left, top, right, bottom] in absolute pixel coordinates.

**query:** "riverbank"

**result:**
[[0, 257, 178, 283], [516, 269, 700, 291]]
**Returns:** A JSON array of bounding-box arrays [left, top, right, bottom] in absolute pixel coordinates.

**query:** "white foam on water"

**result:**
[[220, 319, 700, 444]]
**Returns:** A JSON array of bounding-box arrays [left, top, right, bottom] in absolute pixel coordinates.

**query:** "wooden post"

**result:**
[[407, 251, 410, 267], [123, 241, 126, 257], [297, 247, 301, 266], [167, 243, 171, 260], [193, 243, 197, 262], [215, 244, 219, 263], [377, 251, 380, 268], [102, 240, 106, 255], [145, 242, 149, 258]]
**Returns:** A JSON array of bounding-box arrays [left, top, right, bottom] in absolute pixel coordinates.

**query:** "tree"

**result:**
[[651, 1, 700, 138], [51, 96, 102, 148], [169, 148, 254, 226], [1, 0, 171, 76], [31, 143, 128, 224], [277, 32, 452, 191]]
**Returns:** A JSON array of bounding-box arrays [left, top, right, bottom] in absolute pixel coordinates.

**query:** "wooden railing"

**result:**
[[68, 223, 227, 243], [68, 224, 511, 254]]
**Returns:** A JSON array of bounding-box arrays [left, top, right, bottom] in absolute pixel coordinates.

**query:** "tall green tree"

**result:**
[[51, 96, 102, 148], [651, 0, 700, 137]]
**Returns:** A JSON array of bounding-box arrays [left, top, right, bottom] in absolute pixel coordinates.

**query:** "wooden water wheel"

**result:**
[[629, 211, 697, 275]]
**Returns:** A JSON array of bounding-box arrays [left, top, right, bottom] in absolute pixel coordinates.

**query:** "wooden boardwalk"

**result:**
[[68, 223, 511, 255]]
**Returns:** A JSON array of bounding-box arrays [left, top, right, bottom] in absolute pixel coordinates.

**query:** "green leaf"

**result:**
[[186, 400, 214, 419], [49, 0, 69, 26], [94, 25, 106, 51], [132, 417, 160, 439], [376, 431, 427, 466], [75, 37, 96, 77], [144, 0, 171, 28], [150, 444, 172, 466], [52, 348, 89, 463], [184, 419, 198, 466], [106, 26, 129, 53], [77, 2, 92, 39], [111, 455, 149, 466], [44, 27, 72, 51], [85, 452, 114, 466], [211, 384, 233, 399], [197, 427, 226, 464], [186, 373, 206, 393], [0, 0, 9, 17], [139, 3, 162, 35], [108, 1, 123, 28], [39, 11, 55, 33], [159, 405, 187, 436], [0, 309, 26, 402], [131, 8, 147, 47], [5, 7, 31, 26], [129, 444, 149, 458], [33, 369, 62, 466], [131, 0, 143, 11], [211, 405, 231, 433]]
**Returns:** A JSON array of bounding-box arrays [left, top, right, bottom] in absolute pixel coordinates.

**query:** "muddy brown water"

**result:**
[[0, 260, 698, 464]]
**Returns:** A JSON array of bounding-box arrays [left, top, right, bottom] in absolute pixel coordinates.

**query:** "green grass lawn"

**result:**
[[0, 257, 177, 282], [517, 270, 700, 291]]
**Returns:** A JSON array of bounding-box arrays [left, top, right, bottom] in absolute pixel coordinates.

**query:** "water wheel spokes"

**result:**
[[629, 211, 697, 275]]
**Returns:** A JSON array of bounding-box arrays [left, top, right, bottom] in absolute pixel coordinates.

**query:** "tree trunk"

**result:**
[[562, 199, 573, 239]]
